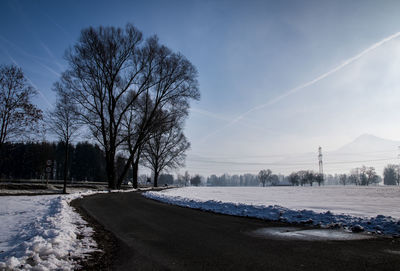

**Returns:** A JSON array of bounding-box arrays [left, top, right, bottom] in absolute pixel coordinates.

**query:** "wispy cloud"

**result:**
[[38, 41, 65, 71], [200, 31, 400, 142], [40, 10, 73, 40], [0, 35, 61, 77], [0, 43, 53, 108]]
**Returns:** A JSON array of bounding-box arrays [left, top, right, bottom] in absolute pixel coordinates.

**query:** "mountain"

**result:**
[[322, 134, 399, 175], [334, 134, 400, 154]]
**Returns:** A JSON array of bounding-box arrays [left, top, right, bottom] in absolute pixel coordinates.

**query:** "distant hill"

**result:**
[[334, 134, 400, 154], [324, 134, 399, 174]]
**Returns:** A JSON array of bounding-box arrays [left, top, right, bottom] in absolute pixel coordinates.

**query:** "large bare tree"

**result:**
[[0, 65, 42, 148], [60, 24, 156, 188], [47, 82, 81, 193], [61, 25, 199, 189]]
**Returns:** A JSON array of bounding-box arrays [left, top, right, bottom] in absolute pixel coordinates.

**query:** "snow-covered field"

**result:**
[[144, 186, 400, 235], [0, 191, 98, 270]]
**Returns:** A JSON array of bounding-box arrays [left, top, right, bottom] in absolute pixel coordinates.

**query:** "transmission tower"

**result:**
[[318, 146, 323, 175]]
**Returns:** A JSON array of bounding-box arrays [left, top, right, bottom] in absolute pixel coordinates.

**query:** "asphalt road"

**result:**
[[74, 192, 400, 271]]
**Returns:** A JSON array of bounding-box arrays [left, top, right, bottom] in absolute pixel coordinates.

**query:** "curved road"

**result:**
[[74, 192, 400, 270]]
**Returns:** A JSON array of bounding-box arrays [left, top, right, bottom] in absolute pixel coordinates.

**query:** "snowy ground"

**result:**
[[0, 191, 101, 270], [144, 186, 400, 236]]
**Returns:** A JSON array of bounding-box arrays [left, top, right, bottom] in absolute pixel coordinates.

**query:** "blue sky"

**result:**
[[2, 0, 400, 176]]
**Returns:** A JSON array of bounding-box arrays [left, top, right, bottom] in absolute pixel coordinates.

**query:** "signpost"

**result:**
[[46, 160, 52, 187]]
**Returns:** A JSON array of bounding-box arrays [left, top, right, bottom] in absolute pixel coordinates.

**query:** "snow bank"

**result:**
[[143, 187, 400, 236], [0, 191, 100, 270]]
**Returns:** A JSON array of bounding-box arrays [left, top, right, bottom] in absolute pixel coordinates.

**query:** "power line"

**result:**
[[187, 157, 397, 166], [189, 148, 398, 160]]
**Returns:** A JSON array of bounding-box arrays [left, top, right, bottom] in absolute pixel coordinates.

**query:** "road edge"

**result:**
[[70, 197, 117, 271]]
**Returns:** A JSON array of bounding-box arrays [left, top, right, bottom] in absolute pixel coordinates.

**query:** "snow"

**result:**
[[0, 191, 100, 270], [252, 227, 373, 241], [144, 186, 400, 236]]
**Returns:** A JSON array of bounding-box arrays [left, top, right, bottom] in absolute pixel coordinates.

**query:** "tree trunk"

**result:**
[[116, 150, 135, 188], [63, 141, 69, 194], [132, 159, 139, 189], [106, 154, 116, 189], [154, 171, 159, 187]]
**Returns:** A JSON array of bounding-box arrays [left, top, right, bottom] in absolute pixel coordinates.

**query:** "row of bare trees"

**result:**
[[338, 166, 379, 186], [1, 24, 200, 191], [287, 170, 324, 186]]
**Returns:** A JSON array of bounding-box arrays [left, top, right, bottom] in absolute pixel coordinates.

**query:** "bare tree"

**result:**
[[315, 173, 324, 186], [297, 170, 308, 186], [61, 25, 199, 189], [349, 166, 379, 186], [141, 120, 190, 187], [258, 169, 272, 187], [339, 174, 348, 186], [270, 174, 280, 186], [348, 169, 360, 185], [190, 174, 201, 186], [176, 171, 191, 187], [306, 171, 316, 186], [121, 92, 175, 188], [288, 172, 299, 186], [176, 174, 185, 187], [47, 82, 80, 193], [60, 24, 150, 188], [184, 171, 190, 186], [360, 165, 379, 186], [121, 38, 199, 188], [0, 65, 42, 148]]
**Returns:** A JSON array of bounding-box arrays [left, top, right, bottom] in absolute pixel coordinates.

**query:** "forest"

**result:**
[[0, 141, 107, 182]]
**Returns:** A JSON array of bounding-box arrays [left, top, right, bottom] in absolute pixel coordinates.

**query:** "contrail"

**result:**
[[39, 40, 65, 71], [0, 43, 53, 108], [200, 31, 400, 143], [0, 35, 61, 77]]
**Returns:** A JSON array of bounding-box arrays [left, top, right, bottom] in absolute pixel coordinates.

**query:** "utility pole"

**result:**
[[45, 160, 52, 187]]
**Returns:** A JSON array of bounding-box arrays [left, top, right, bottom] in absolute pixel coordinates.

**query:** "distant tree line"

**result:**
[[337, 165, 380, 186], [0, 141, 107, 182], [201, 165, 394, 187], [207, 173, 260, 186], [287, 170, 324, 186], [142, 171, 201, 187]]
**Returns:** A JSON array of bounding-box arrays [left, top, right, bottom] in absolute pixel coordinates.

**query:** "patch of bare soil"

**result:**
[[70, 200, 117, 271]]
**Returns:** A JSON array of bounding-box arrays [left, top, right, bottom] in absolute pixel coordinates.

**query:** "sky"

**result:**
[[2, 0, 400, 176]]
